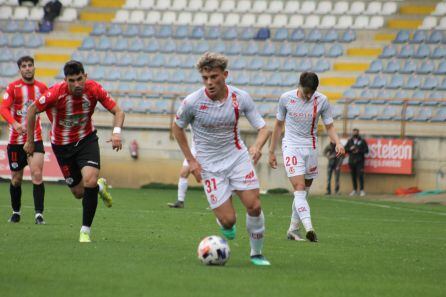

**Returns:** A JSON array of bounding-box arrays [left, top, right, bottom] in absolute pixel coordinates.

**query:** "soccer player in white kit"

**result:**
[[269, 72, 345, 242], [172, 52, 271, 266]]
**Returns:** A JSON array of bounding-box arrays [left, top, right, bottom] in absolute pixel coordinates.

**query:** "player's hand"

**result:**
[[12, 122, 25, 135], [107, 133, 122, 151], [188, 159, 202, 183], [269, 152, 278, 169], [335, 143, 345, 157], [249, 146, 262, 165], [23, 140, 34, 156]]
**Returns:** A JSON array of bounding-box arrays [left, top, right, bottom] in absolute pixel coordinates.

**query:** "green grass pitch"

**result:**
[[1, 182, 445, 297]]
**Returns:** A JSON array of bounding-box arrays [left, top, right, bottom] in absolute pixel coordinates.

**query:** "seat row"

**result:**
[[91, 23, 357, 43], [0, 34, 44, 49], [367, 59, 446, 75], [123, 0, 398, 16], [420, 16, 446, 30], [0, 0, 88, 8], [352, 74, 446, 91], [0, 6, 78, 22], [343, 88, 446, 104], [80, 37, 345, 58], [380, 44, 446, 59], [112, 9, 385, 29], [393, 30, 446, 44]]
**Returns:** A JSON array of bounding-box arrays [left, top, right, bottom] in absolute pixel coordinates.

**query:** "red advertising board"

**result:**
[[342, 138, 413, 175], [0, 142, 63, 181]]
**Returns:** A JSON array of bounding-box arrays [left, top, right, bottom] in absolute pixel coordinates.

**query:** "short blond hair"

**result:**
[[196, 52, 228, 72]]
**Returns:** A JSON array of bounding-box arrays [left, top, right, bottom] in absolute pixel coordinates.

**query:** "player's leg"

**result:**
[[168, 164, 190, 208], [349, 163, 358, 196], [77, 165, 100, 243], [7, 144, 26, 223], [28, 141, 45, 224], [212, 198, 237, 240], [301, 149, 318, 242]]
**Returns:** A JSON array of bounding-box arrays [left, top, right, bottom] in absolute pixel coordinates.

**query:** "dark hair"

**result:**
[[17, 56, 34, 68], [63, 60, 85, 76], [353, 128, 359, 133], [299, 72, 319, 92]]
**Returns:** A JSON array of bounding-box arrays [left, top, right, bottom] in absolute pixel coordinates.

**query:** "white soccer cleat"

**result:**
[[287, 229, 305, 241]]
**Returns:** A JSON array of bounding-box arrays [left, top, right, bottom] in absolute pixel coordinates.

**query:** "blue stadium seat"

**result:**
[[438, 78, 446, 90], [157, 25, 173, 38], [266, 73, 282, 87], [377, 106, 400, 120], [22, 20, 37, 33], [387, 74, 404, 89], [166, 55, 181, 68], [434, 61, 446, 75], [394, 106, 416, 121], [191, 26, 205, 39], [367, 59, 383, 73], [343, 89, 356, 99], [107, 24, 122, 36], [113, 36, 129, 52], [84, 51, 100, 65], [173, 25, 188, 39], [413, 44, 430, 59], [122, 69, 137, 82], [358, 105, 379, 120], [247, 57, 264, 70], [206, 26, 221, 39], [428, 91, 443, 100], [153, 100, 170, 114], [170, 70, 186, 83], [293, 44, 309, 57], [308, 44, 325, 57], [393, 90, 408, 100], [322, 29, 338, 43], [152, 70, 169, 83], [282, 74, 297, 87], [0, 63, 17, 77], [383, 59, 399, 73], [123, 24, 139, 37], [136, 69, 153, 82], [430, 46, 446, 59], [410, 30, 427, 43], [400, 60, 417, 74], [10, 35, 25, 48], [413, 107, 433, 121], [264, 57, 281, 71], [358, 89, 374, 102], [313, 59, 330, 72], [193, 40, 209, 54], [226, 41, 242, 55], [132, 53, 150, 67], [272, 28, 288, 41], [71, 51, 85, 62], [393, 30, 410, 43], [96, 36, 111, 51], [148, 53, 164, 67], [306, 29, 322, 42], [176, 39, 192, 54], [134, 99, 152, 113], [260, 42, 276, 56], [375, 90, 391, 104], [282, 58, 297, 71], [426, 30, 443, 44], [91, 22, 107, 36], [116, 54, 132, 66], [27, 34, 43, 48], [4, 21, 20, 33], [403, 75, 421, 89], [369, 75, 386, 89], [332, 104, 344, 119], [411, 90, 426, 100], [340, 29, 356, 43], [326, 44, 343, 57], [240, 27, 255, 40], [397, 45, 414, 58], [416, 60, 434, 74], [181, 55, 195, 68], [161, 38, 176, 53], [420, 76, 438, 90], [222, 27, 238, 40], [231, 72, 248, 85], [250, 73, 266, 86], [129, 37, 145, 52], [289, 28, 305, 42], [141, 25, 156, 38], [379, 45, 397, 58], [347, 105, 360, 119], [105, 68, 121, 81], [88, 67, 105, 80], [0, 35, 8, 47], [295, 59, 312, 72], [352, 75, 369, 88], [278, 42, 292, 56], [119, 98, 133, 113], [212, 42, 226, 53], [145, 38, 160, 53], [243, 40, 259, 55], [431, 107, 446, 122]]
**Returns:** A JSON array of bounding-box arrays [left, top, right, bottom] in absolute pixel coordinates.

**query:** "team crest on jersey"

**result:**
[[199, 104, 208, 111], [210, 194, 218, 204], [289, 167, 295, 174], [11, 162, 18, 169], [39, 96, 46, 104], [3, 92, 9, 100], [290, 99, 296, 104]]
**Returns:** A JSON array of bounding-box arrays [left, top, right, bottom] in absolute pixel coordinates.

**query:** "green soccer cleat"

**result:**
[[79, 231, 91, 243], [250, 255, 271, 266], [98, 178, 112, 208], [220, 225, 236, 240]]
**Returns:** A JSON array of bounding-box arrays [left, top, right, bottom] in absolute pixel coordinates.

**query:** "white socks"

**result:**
[[288, 187, 311, 232], [80, 226, 91, 234], [246, 211, 265, 257], [98, 182, 104, 193], [293, 190, 313, 232], [177, 177, 188, 202]]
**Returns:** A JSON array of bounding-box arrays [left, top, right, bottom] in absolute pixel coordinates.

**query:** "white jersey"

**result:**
[[175, 85, 265, 172], [277, 90, 333, 149]]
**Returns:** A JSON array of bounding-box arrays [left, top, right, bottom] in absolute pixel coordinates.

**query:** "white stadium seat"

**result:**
[[349, 1, 366, 15], [235, 0, 251, 13], [160, 11, 176, 24], [284, 1, 300, 13], [189, 0, 204, 11], [365, 1, 382, 15], [316, 1, 333, 14], [438, 16, 446, 29], [113, 9, 130, 23], [208, 12, 224, 26], [268, 1, 284, 13], [192, 12, 207, 25], [5, 0, 20, 5], [59, 0, 72, 6], [177, 12, 192, 25], [241, 14, 256, 27], [257, 14, 272, 27], [369, 16, 384, 29], [72, 0, 88, 8], [420, 16, 437, 30], [333, 1, 349, 15], [59, 8, 78, 22], [433, 2, 446, 16], [320, 15, 336, 29], [382, 2, 397, 15], [140, 0, 155, 10], [155, 0, 170, 10], [336, 15, 353, 29], [302, 15, 320, 28], [171, 0, 187, 11], [202, 0, 219, 11], [0, 6, 12, 19], [144, 11, 161, 24], [129, 10, 145, 24], [352, 15, 369, 29], [220, 0, 236, 12], [272, 14, 288, 28], [252, 1, 268, 13], [29, 6, 44, 20], [288, 15, 304, 28], [13, 6, 29, 20], [224, 13, 240, 26], [124, 0, 139, 9], [301, 1, 316, 14]]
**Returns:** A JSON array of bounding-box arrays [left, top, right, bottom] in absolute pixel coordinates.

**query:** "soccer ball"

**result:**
[[197, 235, 231, 265]]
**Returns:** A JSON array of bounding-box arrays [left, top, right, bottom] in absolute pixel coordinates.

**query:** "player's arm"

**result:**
[[172, 122, 202, 182], [268, 119, 284, 169], [0, 87, 25, 134], [106, 104, 125, 151], [23, 103, 40, 155], [325, 123, 345, 157], [249, 125, 271, 165]]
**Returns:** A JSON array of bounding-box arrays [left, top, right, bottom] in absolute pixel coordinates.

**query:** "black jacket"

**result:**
[[323, 143, 343, 169], [345, 136, 369, 165]]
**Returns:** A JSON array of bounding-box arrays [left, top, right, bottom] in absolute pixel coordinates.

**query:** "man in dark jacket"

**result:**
[[323, 141, 343, 195], [345, 128, 368, 196]]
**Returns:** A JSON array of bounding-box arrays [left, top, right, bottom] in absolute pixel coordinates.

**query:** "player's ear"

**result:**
[[84, 73, 88, 80], [224, 70, 228, 78]]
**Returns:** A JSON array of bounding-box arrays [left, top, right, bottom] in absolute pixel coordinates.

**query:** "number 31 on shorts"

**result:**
[[205, 178, 217, 193]]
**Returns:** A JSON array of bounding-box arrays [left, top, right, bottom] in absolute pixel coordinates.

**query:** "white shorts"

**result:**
[[282, 146, 319, 179], [201, 155, 259, 209]]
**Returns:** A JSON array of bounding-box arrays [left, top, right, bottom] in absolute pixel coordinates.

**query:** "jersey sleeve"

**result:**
[[276, 94, 287, 121], [95, 83, 117, 111], [0, 84, 15, 124], [320, 98, 334, 125], [242, 93, 265, 129], [175, 97, 194, 128]]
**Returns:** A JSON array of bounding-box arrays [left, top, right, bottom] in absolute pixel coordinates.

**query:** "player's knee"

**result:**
[[71, 189, 83, 199], [83, 175, 98, 188], [31, 169, 43, 184], [11, 175, 22, 187], [219, 216, 236, 229], [246, 200, 262, 217]]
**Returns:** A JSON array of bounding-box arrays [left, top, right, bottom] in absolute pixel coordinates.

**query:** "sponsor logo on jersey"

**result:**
[[38, 96, 46, 104], [199, 104, 208, 111], [309, 166, 318, 173], [3, 93, 9, 100], [244, 170, 258, 185], [65, 177, 74, 185]]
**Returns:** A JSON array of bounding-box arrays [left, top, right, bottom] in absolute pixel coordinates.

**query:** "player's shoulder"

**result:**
[[183, 87, 205, 105], [280, 89, 297, 100], [47, 81, 67, 96], [314, 91, 328, 103], [84, 79, 102, 90], [34, 79, 48, 89], [229, 85, 252, 100], [7, 79, 23, 89]]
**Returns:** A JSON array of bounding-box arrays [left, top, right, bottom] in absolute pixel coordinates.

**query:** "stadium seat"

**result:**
[[306, 29, 322, 42], [326, 44, 343, 57], [313, 59, 330, 72], [431, 108, 446, 122], [288, 15, 304, 28], [358, 105, 379, 120], [343, 89, 356, 99], [173, 25, 188, 39], [413, 44, 430, 59], [13, 6, 29, 20], [111, 36, 127, 51], [252, 1, 268, 13], [29, 7, 43, 21], [266, 72, 282, 87], [332, 104, 345, 119], [369, 75, 386, 89], [383, 60, 399, 73], [434, 61, 446, 75], [352, 75, 369, 88], [226, 41, 242, 55], [340, 29, 356, 43], [116, 54, 132, 66], [308, 44, 325, 57], [260, 41, 276, 56], [257, 14, 273, 27], [382, 2, 398, 15], [333, 1, 349, 15], [136, 68, 153, 82], [316, 1, 333, 14], [322, 29, 338, 43], [293, 44, 309, 57], [193, 40, 209, 54], [206, 26, 221, 40], [192, 12, 208, 26], [272, 28, 289, 41], [369, 16, 384, 29], [365, 1, 382, 15], [420, 76, 438, 90], [247, 57, 263, 70], [295, 59, 312, 72], [91, 22, 107, 36], [412, 107, 433, 121], [124, 0, 140, 9], [397, 45, 414, 59], [207, 13, 224, 26], [145, 11, 161, 24], [27, 34, 43, 48], [235, 0, 251, 13], [123, 24, 139, 37], [222, 27, 237, 40], [281, 58, 297, 71], [437, 17, 446, 30], [427, 30, 443, 44], [101, 52, 117, 65], [240, 14, 256, 27], [80, 36, 95, 50], [393, 90, 409, 100], [352, 16, 369, 29], [155, 0, 170, 10], [417, 60, 435, 74], [410, 30, 427, 43], [268, 0, 284, 13], [107, 23, 123, 36], [160, 11, 176, 25], [377, 106, 400, 120], [239, 27, 255, 40], [278, 42, 292, 56], [335, 15, 353, 29], [4, 20, 20, 32], [379, 45, 397, 58], [157, 25, 173, 38], [144, 38, 159, 53], [0, 6, 12, 20], [171, 0, 187, 11], [59, 8, 78, 22], [403, 75, 421, 89], [231, 57, 246, 70], [225, 13, 241, 27], [400, 60, 417, 74], [431, 46, 446, 59], [347, 105, 360, 119], [190, 26, 205, 39], [349, 1, 365, 14], [220, 0, 236, 12], [272, 14, 288, 28], [21, 20, 36, 33], [264, 57, 281, 71], [10, 34, 25, 48], [302, 15, 320, 28], [301, 1, 316, 14], [289, 28, 305, 41], [176, 12, 192, 25]]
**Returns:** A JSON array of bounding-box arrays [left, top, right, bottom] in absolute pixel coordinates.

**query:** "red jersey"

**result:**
[[35, 80, 116, 145], [0, 79, 47, 145]]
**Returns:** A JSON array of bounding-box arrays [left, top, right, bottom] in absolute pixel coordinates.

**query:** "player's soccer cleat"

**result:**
[[79, 231, 91, 243], [360, 190, 366, 197], [250, 255, 271, 266], [287, 229, 305, 241], [167, 200, 184, 208], [306, 230, 318, 242], [35, 214, 45, 225], [220, 225, 236, 240], [97, 178, 112, 208], [8, 213, 20, 223]]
